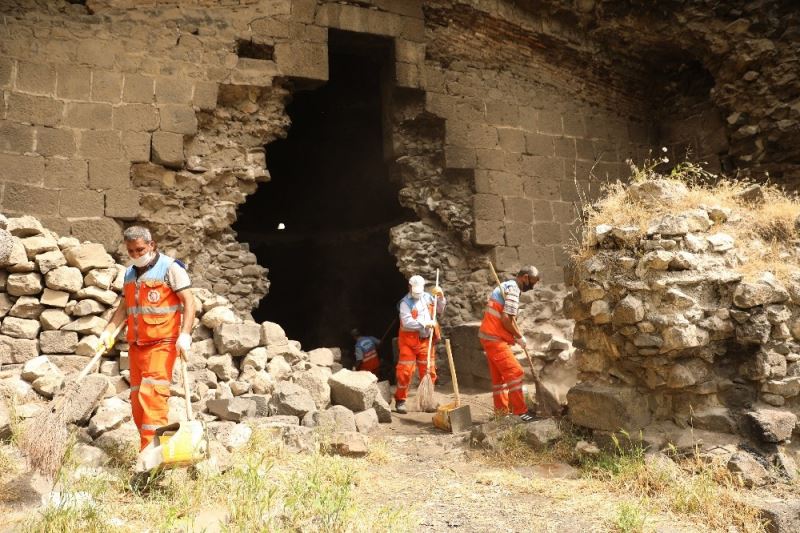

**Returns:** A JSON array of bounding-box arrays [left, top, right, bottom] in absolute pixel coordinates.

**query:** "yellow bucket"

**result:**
[[155, 420, 208, 468]]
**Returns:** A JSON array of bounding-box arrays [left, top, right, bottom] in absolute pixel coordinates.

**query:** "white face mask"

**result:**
[[132, 251, 155, 268]]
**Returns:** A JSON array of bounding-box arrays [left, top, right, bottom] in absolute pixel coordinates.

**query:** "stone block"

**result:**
[[105, 189, 140, 220], [88, 159, 130, 189], [554, 136, 576, 158], [40, 309, 70, 330], [3, 183, 58, 216], [44, 158, 88, 189], [56, 65, 91, 99], [503, 196, 533, 223], [275, 41, 328, 81], [497, 127, 525, 153], [151, 131, 184, 169], [329, 369, 378, 412], [16, 62, 56, 95], [36, 249, 66, 273], [121, 131, 151, 162], [40, 330, 79, 354], [112, 104, 158, 132], [158, 105, 197, 135], [123, 74, 154, 103], [532, 222, 562, 245], [59, 190, 105, 218], [562, 114, 584, 137], [230, 58, 279, 85], [193, 81, 218, 110], [395, 62, 419, 89], [0, 335, 39, 364], [0, 120, 35, 153], [485, 100, 519, 127], [268, 381, 316, 418], [64, 102, 113, 130], [567, 383, 651, 432], [551, 201, 575, 224], [40, 288, 69, 307], [537, 110, 563, 135], [78, 130, 122, 159], [487, 170, 524, 196], [69, 218, 123, 252], [35, 127, 76, 157], [476, 149, 505, 170], [213, 322, 261, 357], [444, 145, 476, 169], [0, 57, 12, 88], [504, 221, 533, 246], [492, 246, 519, 271], [2, 317, 41, 340], [473, 219, 504, 246], [91, 70, 122, 103], [522, 155, 564, 179], [525, 176, 561, 201], [473, 194, 504, 221], [7, 93, 63, 127], [155, 76, 193, 104], [76, 40, 117, 69], [525, 133, 555, 156], [0, 153, 45, 185]]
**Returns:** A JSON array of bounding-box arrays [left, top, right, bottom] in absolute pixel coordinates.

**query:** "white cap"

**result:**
[[408, 275, 425, 296]]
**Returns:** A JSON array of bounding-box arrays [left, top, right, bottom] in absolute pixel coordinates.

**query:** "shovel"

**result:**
[[135, 353, 208, 473], [433, 339, 472, 433]]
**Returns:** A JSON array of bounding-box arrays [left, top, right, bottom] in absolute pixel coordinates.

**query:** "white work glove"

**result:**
[[422, 319, 436, 329], [516, 335, 528, 348], [176, 333, 192, 358], [430, 286, 444, 298], [95, 330, 115, 353]]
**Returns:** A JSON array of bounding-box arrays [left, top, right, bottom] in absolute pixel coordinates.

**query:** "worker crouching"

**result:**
[[98, 226, 195, 450], [394, 275, 445, 414]]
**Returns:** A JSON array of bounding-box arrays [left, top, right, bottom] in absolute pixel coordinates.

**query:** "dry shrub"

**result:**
[[574, 160, 800, 282]]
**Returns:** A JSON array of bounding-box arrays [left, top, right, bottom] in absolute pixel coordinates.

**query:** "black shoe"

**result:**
[[519, 410, 537, 422], [395, 400, 407, 414]]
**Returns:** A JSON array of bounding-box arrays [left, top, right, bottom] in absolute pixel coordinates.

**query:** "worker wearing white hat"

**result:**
[[394, 274, 446, 414]]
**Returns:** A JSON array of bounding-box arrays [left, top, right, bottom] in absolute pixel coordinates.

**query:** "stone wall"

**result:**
[[0, 0, 796, 326]]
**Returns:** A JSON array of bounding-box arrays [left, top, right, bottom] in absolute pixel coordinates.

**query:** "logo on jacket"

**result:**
[[147, 290, 160, 303]]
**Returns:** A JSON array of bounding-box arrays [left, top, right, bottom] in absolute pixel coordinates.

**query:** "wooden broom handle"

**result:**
[[424, 269, 440, 371], [445, 338, 460, 407]]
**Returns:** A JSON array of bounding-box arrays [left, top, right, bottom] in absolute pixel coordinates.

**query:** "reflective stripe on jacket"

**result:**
[[124, 253, 183, 346]]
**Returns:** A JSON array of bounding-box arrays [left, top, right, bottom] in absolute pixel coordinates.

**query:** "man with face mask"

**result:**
[[394, 274, 446, 414], [97, 226, 195, 450], [478, 265, 540, 422]]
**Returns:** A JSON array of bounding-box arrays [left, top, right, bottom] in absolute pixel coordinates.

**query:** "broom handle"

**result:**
[[424, 269, 440, 373], [487, 261, 537, 377], [76, 321, 125, 381], [444, 338, 460, 407], [180, 353, 193, 421]]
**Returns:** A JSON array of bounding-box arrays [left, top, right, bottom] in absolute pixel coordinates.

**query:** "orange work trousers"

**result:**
[[480, 339, 527, 416], [395, 335, 437, 402], [129, 342, 178, 450], [358, 354, 380, 376]]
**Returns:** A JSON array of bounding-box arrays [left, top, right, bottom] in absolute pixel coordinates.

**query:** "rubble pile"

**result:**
[[565, 178, 800, 452], [0, 215, 389, 468]]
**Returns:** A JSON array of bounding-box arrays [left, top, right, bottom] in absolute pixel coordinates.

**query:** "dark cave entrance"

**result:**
[[234, 31, 415, 371]]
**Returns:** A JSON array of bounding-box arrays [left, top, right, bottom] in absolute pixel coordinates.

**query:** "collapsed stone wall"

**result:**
[[565, 178, 800, 447], [0, 214, 392, 462]]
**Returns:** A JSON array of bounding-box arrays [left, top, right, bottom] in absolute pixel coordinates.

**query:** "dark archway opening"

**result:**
[[234, 30, 415, 374]]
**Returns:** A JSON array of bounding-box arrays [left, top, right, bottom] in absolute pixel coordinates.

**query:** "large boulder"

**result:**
[[88, 397, 131, 438], [312, 405, 357, 432], [206, 397, 256, 422], [1, 317, 41, 339], [746, 408, 797, 443], [294, 366, 331, 410], [45, 266, 84, 293], [21, 356, 61, 382], [63, 243, 115, 272], [0, 336, 39, 364], [354, 408, 379, 434], [268, 381, 316, 418], [328, 369, 378, 412], [213, 322, 261, 356], [567, 382, 651, 432], [327, 431, 368, 457], [308, 348, 335, 367], [6, 272, 42, 296], [39, 330, 79, 354], [201, 306, 237, 329]]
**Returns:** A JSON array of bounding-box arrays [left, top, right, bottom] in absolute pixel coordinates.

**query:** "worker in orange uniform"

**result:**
[[478, 265, 539, 422], [97, 226, 195, 450], [394, 275, 445, 414], [350, 328, 381, 376]]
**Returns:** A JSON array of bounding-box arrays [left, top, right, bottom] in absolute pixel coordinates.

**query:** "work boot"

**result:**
[[395, 400, 407, 414]]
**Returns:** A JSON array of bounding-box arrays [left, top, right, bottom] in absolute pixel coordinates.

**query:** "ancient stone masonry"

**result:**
[[565, 178, 800, 449]]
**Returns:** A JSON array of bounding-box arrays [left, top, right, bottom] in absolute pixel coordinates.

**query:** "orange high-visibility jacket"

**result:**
[[398, 293, 441, 344], [478, 280, 519, 344], [123, 253, 183, 345]]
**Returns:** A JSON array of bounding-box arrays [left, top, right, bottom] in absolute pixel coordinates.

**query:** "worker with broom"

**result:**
[[96, 226, 195, 450], [394, 274, 445, 414], [478, 265, 539, 422]]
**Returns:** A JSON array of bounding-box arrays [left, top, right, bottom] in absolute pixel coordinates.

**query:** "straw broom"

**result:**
[[19, 322, 123, 478], [416, 269, 439, 413]]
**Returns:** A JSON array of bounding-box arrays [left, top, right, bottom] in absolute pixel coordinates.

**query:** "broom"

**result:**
[[487, 261, 561, 418], [19, 321, 124, 478], [417, 269, 439, 413]]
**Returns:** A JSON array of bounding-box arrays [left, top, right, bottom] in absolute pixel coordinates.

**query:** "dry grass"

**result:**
[[575, 160, 800, 281]]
